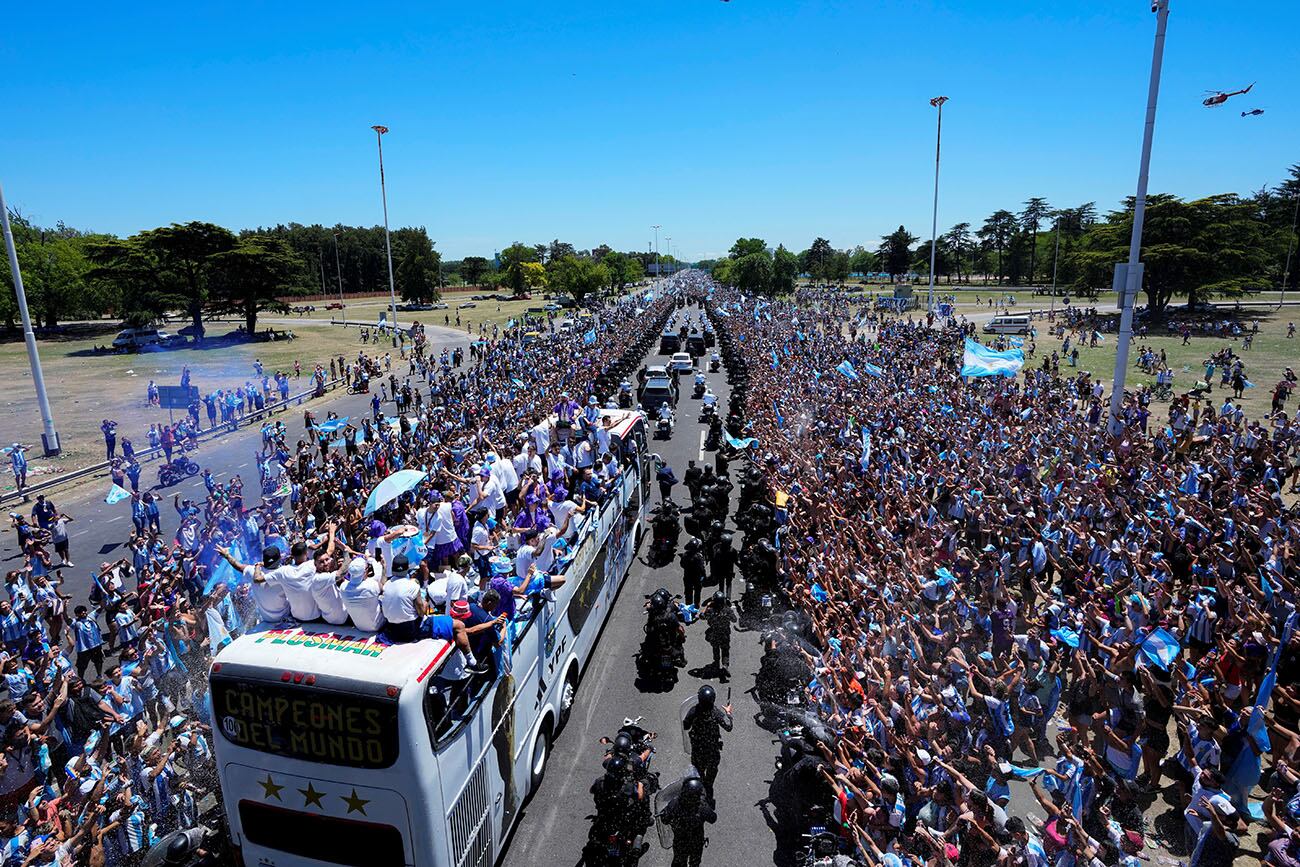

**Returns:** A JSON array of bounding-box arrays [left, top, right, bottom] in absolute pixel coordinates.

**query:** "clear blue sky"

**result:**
[[4, 0, 1296, 261]]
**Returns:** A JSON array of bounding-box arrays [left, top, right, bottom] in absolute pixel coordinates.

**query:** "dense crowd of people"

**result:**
[[705, 281, 1298, 867], [0, 289, 675, 865]]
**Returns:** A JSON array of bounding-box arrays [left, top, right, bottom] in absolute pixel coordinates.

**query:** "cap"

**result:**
[[479, 466, 492, 477], [450, 600, 471, 619], [391, 554, 411, 574], [262, 548, 282, 567], [347, 557, 368, 579]]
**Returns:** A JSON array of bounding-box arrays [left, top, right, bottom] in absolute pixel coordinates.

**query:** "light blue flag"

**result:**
[[771, 349, 780, 369], [715, 308, 730, 317], [1051, 627, 1080, 649], [961, 339, 1024, 378], [316, 416, 350, 434], [105, 484, 132, 505], [861, 362, 883, 378], [1260, 570, 1275, 603], [836, 360, 859, 381], [1008, 337, 1025, 348], [1000, 762, 1045, 780], [725, 433, 759, 450], [773, 400, 785, 429], [1138, 627, 1180, 670], [583, 329, 597, 346]]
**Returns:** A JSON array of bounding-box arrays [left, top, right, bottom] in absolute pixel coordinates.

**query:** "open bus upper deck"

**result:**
[[210, 409, 652, 867]]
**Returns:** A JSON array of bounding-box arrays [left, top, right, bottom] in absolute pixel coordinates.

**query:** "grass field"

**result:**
[[0, 319, 420, 489]]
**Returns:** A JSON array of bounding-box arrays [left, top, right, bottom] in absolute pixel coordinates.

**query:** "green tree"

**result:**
[[711, 258, 734, 286], [84, 238, 172, 327], [848, 246, 876, 279], [601, 252, 642, 294], [729, 238, 768, 259], [806, 237, 835, 282], [137, 221, 236, 341], [944, 224, 972, 283], [207, 237, 308, 334], [1020, 198, 1052, 283], [396, 243, 440, 304], [978, 210, 1017, 284], [550, 254, 608, 305], [732, 252, 774, 295], [772, 245, 799, 295], [877, 226, 918, 281], [500, 242, 540, 296], [461, 256, 490, 286]]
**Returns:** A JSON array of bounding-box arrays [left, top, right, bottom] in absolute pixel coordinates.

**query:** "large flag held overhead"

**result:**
[[1138, 627, 1181, 670], [105, 484, 132, 505], [836, 360, 859, 381], [961, 338, 1024, 378]]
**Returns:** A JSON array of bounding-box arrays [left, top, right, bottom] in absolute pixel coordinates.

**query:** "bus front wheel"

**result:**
[[530, 721, 551, 793]]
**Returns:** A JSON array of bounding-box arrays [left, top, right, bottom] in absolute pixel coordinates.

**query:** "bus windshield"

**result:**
[[211, 669, 400, 770]]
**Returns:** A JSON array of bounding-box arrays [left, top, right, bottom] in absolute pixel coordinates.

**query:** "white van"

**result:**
[[111, 327, 171, 350], [982, 315, 1031, 336]]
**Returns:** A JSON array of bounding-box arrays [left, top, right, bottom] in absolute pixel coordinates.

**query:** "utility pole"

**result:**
[[1281, 186, 1300, 308], [332, 232, 345, 306], [652, 225, 661, 284], [1108, 0, 1170, 436], [372, 124, 399, 347], [927, 96, 949, 313], [0, 182, 60, 456]]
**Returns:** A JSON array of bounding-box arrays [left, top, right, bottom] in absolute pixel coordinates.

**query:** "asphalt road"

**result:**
[[1, 324, 469, 605], [501, 314, 779, 867]]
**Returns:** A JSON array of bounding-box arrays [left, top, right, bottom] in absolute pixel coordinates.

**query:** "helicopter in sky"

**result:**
[[1240, 108, 1265, 117], [1203, 83, 1254, 107]]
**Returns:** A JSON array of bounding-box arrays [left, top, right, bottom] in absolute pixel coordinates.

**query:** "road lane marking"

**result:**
[[698, 429, 706, 462], [107, 516, 123, 522]]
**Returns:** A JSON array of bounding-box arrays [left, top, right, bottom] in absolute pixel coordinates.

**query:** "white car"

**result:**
[[669, 352, 694, 373], [112, 327, 171, 350]]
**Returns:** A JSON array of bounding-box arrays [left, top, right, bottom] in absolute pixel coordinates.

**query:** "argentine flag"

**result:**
[[861, 362, 883, 378], [1138, 627, 1180, 670], [836, 360, 859, 381], [583, 328, 597, 346], [961, 338, 1024, 378], [105, 484, 132, 505]]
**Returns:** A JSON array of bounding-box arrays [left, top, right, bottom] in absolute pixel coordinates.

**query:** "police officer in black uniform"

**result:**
[[682, 685, 732, 798], [702, 591, 737, 681], [659, 777, 717, 867], [680, 537, 707, 608], [708, 531, 737, 598]]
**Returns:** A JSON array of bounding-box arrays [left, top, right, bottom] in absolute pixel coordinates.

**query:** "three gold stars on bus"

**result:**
[[257, 774, 370, 815]]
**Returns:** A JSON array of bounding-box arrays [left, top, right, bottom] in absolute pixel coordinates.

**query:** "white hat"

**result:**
[[347, 557, 368, 580]]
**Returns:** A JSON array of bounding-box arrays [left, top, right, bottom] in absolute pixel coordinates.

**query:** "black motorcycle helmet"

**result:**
[[612, 733, 633, 756], [697, 684, 716, 706], [711, 590, 727, 606], [605, 756, 629, 779], [684, 537, 702, 554], [649, 588, 671, 610], [682, 777, 706, 800]]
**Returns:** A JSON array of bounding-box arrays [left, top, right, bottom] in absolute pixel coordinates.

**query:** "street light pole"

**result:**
[[0, 182, 60, 456], [1280, 186, 1299, 309], [1108, 0, 1170, 436], [372, 124, 399, 347], [332, 232, 345, 306], [927, 96, 949, 314], [666, 238, 672, 277], [1050, 213, 1062, 295], [652, 225, 661, 283]]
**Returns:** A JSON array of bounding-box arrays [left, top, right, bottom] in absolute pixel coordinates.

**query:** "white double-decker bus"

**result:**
[[209, 410, 651, 867]]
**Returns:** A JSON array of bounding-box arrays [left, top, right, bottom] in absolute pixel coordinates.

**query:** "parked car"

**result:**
[[112, 327, 172, 351], [982, 315, 1031, 336], [458, 302, 477, 309], [431, 302, 449, 310], [325, 302, 345, 310], [543, 303, 562, 312], [471, 294, 491, 301], [396, 302, 434, 312]]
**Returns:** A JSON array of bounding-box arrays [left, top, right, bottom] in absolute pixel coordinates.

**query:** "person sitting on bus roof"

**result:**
[[380, 556, 496, 672], [339, 554, 386, 632], [215, 545, 289, 625]]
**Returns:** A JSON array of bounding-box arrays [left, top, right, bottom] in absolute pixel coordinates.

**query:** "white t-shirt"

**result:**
[[480, 477, 507, 512], [489, 454, 519, 494], [441, 569, 470, 602], [310, 569, 349, 626], [265, 560, 322, 622], [244, 565, 290, 623], [550, 499, 579, 539], [340, 562, 385, 632], [515, 545, 537, 580], [513, 449, 540, 481], [573, 440, 594, 469], [381, 576, 422, 624]]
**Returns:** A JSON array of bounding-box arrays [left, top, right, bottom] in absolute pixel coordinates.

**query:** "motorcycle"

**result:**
[[692, 379, 706, 399], [347, 377, 370, 395], [157, 457, 200, 488], [654, 416, 673, 440], [709, 354, 721, 372], [649, 502, 681, 560], [698, 401, 716, 425], [639, 589, 686, 680]]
